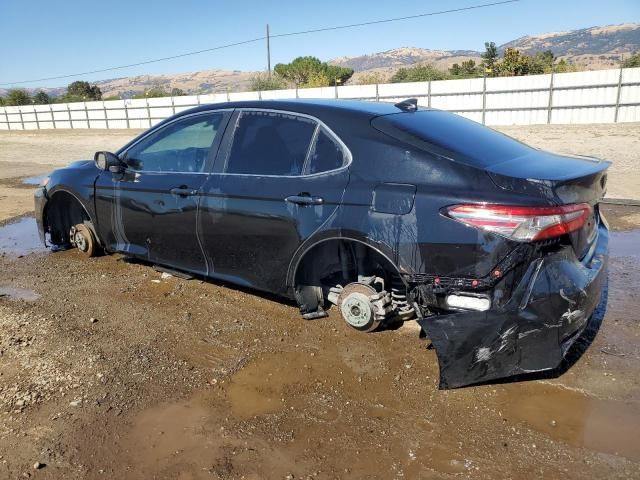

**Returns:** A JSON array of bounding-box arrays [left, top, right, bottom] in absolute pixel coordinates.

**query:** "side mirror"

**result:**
[[94, 151, 123, 172]]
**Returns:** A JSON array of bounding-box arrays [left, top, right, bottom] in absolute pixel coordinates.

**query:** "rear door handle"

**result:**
[[285, 195, 324, 206], [170, 187, 198, 197]]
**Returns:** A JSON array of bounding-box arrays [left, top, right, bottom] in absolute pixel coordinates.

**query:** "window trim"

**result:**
[[217, 108, 352, 178], [119, 109, 233, 175]]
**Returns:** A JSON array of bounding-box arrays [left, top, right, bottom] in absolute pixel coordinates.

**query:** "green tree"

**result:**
[[170, 87, 186, 96], [249, 73, 289, 91], [496, 48, 539, 76], [481, 41, 499, 76], [623, 52, 640, 68], [274, 56, 353, 87], [391, 64, 448, 83], [0, 97, 5, 107], [449, 63, 462, 76], [33, 91, 50, 104], [65, 81, 102, 101], [5, 89, 31, 106], [553, 59, 577, 73], [461, 60, 479, 76]]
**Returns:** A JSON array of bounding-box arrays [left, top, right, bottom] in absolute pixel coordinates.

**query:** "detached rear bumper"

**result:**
[[419, 224, 609, 389], [34, 186, 48, 245]]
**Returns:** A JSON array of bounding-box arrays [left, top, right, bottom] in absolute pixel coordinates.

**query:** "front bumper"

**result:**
[[419, 224, 609, 389], [34, 186, 48, 245]]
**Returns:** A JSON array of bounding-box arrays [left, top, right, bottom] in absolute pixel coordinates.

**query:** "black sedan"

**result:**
[[34, 99, 609, 388]]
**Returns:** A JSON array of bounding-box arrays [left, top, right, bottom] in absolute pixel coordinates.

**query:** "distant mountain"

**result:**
[[1, 24, 638, 100], [332, 23, 640, 77]]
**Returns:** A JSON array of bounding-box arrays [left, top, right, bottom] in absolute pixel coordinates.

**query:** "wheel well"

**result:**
[[292, 239, 404, 293], [44, 191, 93, 246]]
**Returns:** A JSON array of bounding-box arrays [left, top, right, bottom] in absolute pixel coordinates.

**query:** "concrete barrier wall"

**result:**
[[1, 67, 639, 130]]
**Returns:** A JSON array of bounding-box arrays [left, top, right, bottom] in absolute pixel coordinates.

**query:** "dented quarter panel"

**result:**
[[419, 224, 608, 389]]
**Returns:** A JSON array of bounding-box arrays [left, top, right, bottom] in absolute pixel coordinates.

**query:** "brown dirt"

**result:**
[[0, 130, 639, 479]]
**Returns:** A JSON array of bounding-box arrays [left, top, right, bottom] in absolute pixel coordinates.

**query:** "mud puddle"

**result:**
[[21, 175, 46, 186], [609, 229, 640, 258], [0, 216, 46, 257], [0, 286, 40, 301], [498, 383, 640, 462]]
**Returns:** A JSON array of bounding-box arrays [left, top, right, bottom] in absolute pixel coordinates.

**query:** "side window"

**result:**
[[125, 113, 225, 173], [225, 111, 316, 176], [307, 128, 347, 174]]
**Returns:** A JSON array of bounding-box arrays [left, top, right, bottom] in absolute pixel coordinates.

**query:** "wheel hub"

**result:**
[[341, 292, 373, 328], [74, 231, 88, 252]]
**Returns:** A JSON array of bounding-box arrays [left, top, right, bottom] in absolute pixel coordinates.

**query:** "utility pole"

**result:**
[[266, 24, 271, 76]]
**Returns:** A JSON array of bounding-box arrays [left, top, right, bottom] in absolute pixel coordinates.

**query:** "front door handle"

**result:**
[[285, 194, 324, 206], [170, 187, 198, 197]]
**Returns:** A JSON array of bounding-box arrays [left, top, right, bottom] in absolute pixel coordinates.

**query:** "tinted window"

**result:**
[[372, 110, 533, 168], [225, 111, 316, 175], [125, 113, 224, 172], [307, 128, 346, 174]]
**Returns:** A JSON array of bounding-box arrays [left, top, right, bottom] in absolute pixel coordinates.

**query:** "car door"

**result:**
[[94, 110, 230, 274], [198, 109, 351, 295]]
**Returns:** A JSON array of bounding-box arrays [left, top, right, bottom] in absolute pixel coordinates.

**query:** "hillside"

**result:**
[[2, 23, 638, 99]]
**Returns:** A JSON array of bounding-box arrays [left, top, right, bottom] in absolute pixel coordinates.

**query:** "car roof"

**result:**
[[182, 98, 414, 120]]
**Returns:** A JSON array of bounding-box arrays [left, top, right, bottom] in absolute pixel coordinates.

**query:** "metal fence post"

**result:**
[[85, 102, 90, 129], [334, 83, 338, 99], [171, 96, 176, 114], [481, 75, 487, 125], [50, 104, 56, 129], [547, 72, 555, 124], [258, 90, 262, 100], [375, 83, 379, 101], [427, 80, 432, 108], [35, 107, 40, 130], [124, 103, 130, 129], [295, 87, 299, 99], [226, 89, 230, 102], [104, 103, 108, 130], [614, 67, 624, 123], [67, 103, 73, 129], [146, 98, 151, 127], [18, 108, 25, 130]]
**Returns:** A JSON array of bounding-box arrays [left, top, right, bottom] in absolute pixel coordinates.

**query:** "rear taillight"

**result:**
[[445, 203, 592, 242]]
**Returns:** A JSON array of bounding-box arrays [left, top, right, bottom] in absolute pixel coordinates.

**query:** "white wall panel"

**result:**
[[259, 89, 297, 100], [296, 87, 335, 99], [432, 78, 484, 94], [1, 68, 638, 130], [199, 93, 229, 103], [378, 81, 429, 98], [338, 84, 376, 99], [617, 105, 640, 123]]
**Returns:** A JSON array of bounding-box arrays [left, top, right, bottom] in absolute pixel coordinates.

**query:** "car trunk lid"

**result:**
[[486, 151, 609, 259]]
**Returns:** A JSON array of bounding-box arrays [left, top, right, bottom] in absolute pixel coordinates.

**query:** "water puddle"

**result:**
[[609, 230, 640, 258], [498, 383, 640, 461], [21, 175, 46, 186], [0, 217, 46, 257], [227, 351, 312, 418], [0, 286, 40, 302]]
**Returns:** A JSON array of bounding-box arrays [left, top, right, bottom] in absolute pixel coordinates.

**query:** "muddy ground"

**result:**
[[0, 126, 639, 479]]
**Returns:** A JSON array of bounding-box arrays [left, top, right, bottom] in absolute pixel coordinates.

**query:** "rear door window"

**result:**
[[225, 110, 316, 175], [306, 128, 347, 174], [372, 110, 533, 168]]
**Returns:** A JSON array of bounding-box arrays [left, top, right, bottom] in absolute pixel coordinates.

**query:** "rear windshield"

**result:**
[[372, 110, 533, 168]]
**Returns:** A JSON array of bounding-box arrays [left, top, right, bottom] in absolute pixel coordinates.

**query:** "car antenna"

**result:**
[[394, 98, 418, 112]]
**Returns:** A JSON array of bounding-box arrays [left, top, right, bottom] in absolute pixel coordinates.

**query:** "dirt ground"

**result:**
[[0, 125, 639, 479]]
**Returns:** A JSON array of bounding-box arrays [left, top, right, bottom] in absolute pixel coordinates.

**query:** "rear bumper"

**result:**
[[34, 187, 48, 245], [419, 223, 609, 389]]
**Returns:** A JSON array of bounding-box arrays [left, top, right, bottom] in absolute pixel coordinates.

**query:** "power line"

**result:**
[[1, 0, 520, 86]]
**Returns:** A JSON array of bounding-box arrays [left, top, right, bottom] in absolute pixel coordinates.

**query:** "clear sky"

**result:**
[[0, 0, 638, 88]]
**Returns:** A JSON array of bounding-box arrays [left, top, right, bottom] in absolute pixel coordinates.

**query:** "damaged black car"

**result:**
[[34, 99, 609, 388]]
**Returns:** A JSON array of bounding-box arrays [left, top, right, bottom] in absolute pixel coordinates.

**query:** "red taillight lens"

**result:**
[[445, 203, 592, 242]]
